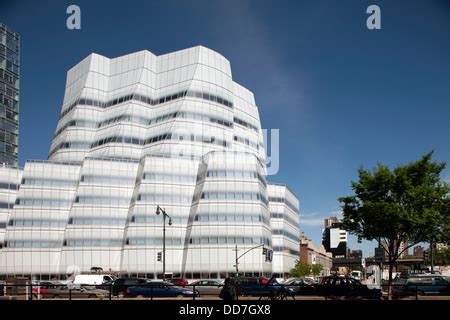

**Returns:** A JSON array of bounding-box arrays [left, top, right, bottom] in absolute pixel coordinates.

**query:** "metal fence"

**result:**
[[0, 282, 449, 301]]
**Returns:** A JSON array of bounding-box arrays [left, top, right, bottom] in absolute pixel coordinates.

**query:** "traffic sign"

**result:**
[[375, 248, 385, 262]]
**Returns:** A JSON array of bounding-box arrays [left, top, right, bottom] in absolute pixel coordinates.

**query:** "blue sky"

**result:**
[[1, 0, 450, 256]]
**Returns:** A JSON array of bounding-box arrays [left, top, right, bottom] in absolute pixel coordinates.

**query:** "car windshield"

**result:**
[[148, 281, 172, 288], [408, 277, 433, 284], [170, 279, 185, 283], [394, 278, 408, 284]]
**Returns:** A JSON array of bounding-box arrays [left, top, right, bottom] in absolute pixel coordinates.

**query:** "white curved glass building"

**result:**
[[0, 46, 299, 280]]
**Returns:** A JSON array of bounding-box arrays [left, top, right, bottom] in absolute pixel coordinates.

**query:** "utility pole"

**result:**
[[234, 244, 239, 275], [156, 205, 172, 281], [430, 241, 435, 274], [163, 212, 166, 280], [378, 237, 383, 287]]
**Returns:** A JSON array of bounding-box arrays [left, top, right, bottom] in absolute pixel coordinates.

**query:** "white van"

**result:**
[[350, 271, 362, 281], [72, 274, 116, 286]]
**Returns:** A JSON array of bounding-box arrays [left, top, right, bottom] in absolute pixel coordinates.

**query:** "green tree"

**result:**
[[434, 247, 450, 266], [311, 264, 323, 276], [339, 152, 449, 298], [289, 260, 312, 277]]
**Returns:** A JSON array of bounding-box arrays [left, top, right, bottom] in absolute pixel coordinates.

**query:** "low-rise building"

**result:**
[[410, 245, 425, 259], [299, 233, 332, 276]]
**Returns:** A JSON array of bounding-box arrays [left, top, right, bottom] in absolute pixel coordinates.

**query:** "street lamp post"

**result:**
[[233, 243, 268, 276], [156, 205, 172, 281], [234, 244, 239, 274]]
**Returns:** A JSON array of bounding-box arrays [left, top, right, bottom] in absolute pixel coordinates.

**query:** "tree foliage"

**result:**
[[311, 264, 323, 276], [434, 247, 450, 266], [289, 261, 312, 277], [339, 152, 449, 295], [289, 260, 324, 277]]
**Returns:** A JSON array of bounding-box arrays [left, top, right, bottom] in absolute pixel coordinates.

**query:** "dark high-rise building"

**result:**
[[322, 216, 348, 258], [0, 23, 19, 166]]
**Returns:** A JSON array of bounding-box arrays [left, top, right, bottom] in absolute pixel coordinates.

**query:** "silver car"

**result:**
[[45, 285, 109, 299], [190, 280, 223, 296]]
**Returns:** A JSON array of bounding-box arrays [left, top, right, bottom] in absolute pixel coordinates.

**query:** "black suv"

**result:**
[[231, 276, 287, 299], [317, 276, 382, 299], [112, 278, 148, 297]]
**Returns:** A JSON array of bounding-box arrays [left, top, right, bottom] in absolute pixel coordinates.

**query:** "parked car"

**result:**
[[112, 278, 148, 297], [168, 278, 188, 287], [393, 275, 450, 298], [316, 276, 382, 299], [283, 278, 316, 296], [189, 280, 223, 296], [44, 285, 109, 299], [126, 281, 196, 298], [32, 282, 57, 298], [73, 274, 116, 286], [304, 276, 317, 285], [350, 271, 362, 281], [231, 276, 288, 299]]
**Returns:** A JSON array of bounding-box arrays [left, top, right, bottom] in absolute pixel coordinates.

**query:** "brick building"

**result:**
[[299, 233, 332, 276]]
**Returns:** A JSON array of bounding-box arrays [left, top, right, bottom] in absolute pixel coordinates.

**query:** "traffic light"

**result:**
[[265, 249, 273, 262], [262, 247, 267, 255], [423, 251, 429, 261], [157, 251, 162, 262]]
